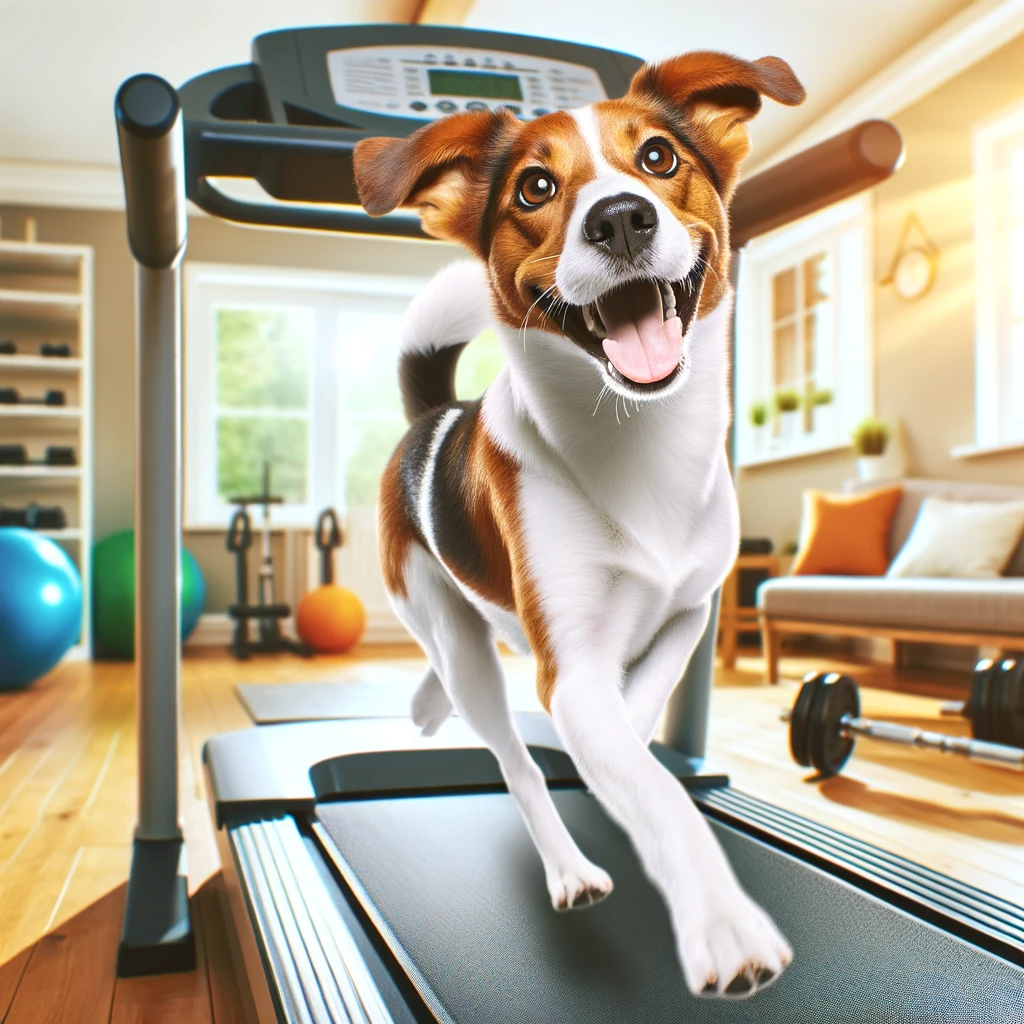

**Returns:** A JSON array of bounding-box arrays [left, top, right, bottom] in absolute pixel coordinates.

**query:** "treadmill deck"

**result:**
[[315, 790, 1024, 1024]]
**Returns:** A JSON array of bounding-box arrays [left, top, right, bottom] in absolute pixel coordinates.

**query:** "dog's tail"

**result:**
[[399, 261, 493, 421]]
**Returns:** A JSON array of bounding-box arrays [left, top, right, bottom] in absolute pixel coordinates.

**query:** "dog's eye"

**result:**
[[640, 140, 678, 177], [518, 170, 557, 208]]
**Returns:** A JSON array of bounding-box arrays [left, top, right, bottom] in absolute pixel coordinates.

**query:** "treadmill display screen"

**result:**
[[428, 69, 523, 101]]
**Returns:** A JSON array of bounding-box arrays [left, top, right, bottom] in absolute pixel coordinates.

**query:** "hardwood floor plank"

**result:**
[[4, 884, 124, 1024], [110, 888, 214, 1024], [0, 948, 33, 1022], [197, 873, 249, 1024]]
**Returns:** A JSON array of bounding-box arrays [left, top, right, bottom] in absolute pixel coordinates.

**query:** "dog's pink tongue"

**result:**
[[598, 281, 682, 384]]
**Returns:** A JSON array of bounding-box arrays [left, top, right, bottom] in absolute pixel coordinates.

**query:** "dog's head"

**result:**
[[354, 51, 804, 401]]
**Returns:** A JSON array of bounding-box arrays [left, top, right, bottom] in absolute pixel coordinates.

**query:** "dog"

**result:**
[[353, 50, 805, 999]]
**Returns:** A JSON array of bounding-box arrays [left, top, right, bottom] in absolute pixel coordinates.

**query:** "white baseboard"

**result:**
[[184, 611, 414, 650]]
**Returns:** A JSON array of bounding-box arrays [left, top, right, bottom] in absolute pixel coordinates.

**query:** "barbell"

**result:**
[[784, 658, 1024, 777]]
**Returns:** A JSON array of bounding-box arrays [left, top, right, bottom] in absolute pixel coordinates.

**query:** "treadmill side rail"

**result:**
[[228, 816, 397, 1024]]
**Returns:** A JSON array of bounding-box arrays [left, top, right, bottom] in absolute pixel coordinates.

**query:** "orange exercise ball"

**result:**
[[296, 584, 366, 653]]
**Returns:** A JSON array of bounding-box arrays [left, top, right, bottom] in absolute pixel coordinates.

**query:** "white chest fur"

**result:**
[[481, 297, 739, 664]]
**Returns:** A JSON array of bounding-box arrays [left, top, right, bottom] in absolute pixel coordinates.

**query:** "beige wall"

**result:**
[[0, 204, 459, 610], [737, 31, 1024, 551]]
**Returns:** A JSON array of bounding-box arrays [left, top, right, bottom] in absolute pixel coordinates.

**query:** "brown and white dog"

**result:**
[[354, 50, 805, 999]]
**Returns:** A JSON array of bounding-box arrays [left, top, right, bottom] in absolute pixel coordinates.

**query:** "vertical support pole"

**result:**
[[115, 73, 195, 977], [135, 265, 183, 840], [659, 588, 721, 761]]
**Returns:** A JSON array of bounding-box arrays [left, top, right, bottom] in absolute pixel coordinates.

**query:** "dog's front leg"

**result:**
[[622, 603, 711, 745], [549, 663, 792, 999]]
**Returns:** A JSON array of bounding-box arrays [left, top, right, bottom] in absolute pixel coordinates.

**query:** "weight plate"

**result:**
[[1000, 659, 1024, 750], [808, 673, 860, 778], [789, 673, 826, 768], [992, 660, 1016, 746], [969, 659, 998, 743]]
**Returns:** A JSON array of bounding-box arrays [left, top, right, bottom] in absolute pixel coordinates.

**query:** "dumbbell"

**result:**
[[0, 388, 66, 406], [0, 340, 16, 355], [40, 342, 71, 358], [784, 663, 1024, 777], [0, 504, 67, 530], [0, 444, 76, 466]]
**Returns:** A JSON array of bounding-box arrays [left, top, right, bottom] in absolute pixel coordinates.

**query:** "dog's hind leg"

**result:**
[[410, 669, 453, 737], [394, 544, 613, 912]]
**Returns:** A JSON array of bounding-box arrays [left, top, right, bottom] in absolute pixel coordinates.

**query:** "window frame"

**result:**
[[734, 195, 874, 468], [183, 262, 425, 529], [973, 98, 1024, 451]]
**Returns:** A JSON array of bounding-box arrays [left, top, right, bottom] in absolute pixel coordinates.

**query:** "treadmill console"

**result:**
[[177, 25, 644, 233], [326, 44, 609, 121]]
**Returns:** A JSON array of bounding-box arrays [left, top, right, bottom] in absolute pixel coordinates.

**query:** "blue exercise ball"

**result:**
[[0, 528, 83, 689]]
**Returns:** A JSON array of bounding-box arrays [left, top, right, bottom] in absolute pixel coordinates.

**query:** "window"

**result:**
[[974, 101, 1024, 450], [184, 265, 424, 528], [734, 197, 872, 467]]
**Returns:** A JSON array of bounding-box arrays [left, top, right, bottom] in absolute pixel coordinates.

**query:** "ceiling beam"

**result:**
[[413, 0, 476, 25]]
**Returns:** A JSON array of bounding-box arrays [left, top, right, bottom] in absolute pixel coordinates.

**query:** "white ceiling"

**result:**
[[0, 0, 980, 171]]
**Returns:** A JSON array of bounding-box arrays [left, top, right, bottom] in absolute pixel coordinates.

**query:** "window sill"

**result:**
[[737, 441, 852, 470], [949, 439, 1024, 460]]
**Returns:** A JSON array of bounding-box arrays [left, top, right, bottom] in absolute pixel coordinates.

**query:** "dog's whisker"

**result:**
[[519, 283, 558, 350], [522, 252, 564, 268]]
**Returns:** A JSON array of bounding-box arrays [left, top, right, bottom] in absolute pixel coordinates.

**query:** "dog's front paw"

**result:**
[[676, 894, 792, 999], [546, 859, 613, 912]]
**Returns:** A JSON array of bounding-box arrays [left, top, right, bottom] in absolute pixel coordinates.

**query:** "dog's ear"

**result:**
[[628, 52, 805, 195], [354, 110, 520, 255]]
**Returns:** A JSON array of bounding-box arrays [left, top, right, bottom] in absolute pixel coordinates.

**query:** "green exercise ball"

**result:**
[[92, 529, 206, 659]]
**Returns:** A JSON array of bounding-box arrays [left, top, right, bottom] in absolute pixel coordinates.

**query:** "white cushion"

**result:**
[[887, 497, 1024, 579]]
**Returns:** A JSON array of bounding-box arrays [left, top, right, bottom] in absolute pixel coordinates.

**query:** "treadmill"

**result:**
[[112, 24, 1024, 1023]]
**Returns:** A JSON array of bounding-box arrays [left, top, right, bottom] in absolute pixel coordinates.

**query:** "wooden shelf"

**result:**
[[0, 239, 93, 660], [0, 466, 81, 479], [0, 289, 83, 321], [0, 354, 83, 371], [0, 406, 82, 419], [0, 242, 86, 278]]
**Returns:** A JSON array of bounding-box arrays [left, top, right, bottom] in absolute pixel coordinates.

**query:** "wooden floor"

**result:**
[[0, 643, 1020, 1022]]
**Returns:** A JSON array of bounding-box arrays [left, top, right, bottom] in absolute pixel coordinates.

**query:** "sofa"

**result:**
[[757, 478, 1024, 684]]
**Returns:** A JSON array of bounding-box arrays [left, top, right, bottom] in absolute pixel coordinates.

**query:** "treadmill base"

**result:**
[[117, 837, 196, 977]]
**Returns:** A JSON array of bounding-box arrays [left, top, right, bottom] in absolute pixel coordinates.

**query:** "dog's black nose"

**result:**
[[583, 193, 658, 259]]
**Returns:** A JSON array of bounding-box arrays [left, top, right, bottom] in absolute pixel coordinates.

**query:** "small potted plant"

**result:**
[[748, 401, 769, 455], [773, 389, 801, 445], [851, 417, 891, 480], [806, 387, 834, 437]]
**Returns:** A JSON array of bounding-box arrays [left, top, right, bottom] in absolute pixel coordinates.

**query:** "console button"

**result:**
[[436, 100, 457, 113], [410, 101, 428, 112], [466, 101, 488, 111], [497, 104, 522, 115], [531, 107, 551, 117]]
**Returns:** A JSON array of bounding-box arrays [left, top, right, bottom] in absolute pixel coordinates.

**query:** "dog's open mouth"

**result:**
[[532, 261, 706, 396]]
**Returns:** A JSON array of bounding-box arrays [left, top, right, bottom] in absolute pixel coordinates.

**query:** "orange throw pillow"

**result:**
[[791, 486, 903, 576]]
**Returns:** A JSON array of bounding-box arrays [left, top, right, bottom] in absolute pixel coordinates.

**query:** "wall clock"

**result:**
[[882, 212, 939, 301]]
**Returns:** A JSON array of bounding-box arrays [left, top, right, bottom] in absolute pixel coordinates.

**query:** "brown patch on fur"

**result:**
[[434, 418, 557, 709], [474, 430, 558, 711], [377, 449, 416, 599]]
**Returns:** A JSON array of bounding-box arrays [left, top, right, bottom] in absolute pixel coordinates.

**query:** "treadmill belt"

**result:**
[[316, 791, 1024, 1024]]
